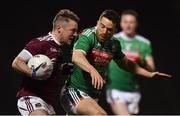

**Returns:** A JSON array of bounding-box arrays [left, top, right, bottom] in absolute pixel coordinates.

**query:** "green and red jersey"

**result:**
[[67, 27, 125, 98], [107, 32, 153, 92]]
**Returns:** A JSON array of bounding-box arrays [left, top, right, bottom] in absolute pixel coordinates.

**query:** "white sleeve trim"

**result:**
[[73, 49, 87, 55], [17, 49, 33, 62]]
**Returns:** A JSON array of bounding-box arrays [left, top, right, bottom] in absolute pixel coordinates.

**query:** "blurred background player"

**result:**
[[106, 10, 155, 115], [60, 9, 171, 115], [12, 9, 79, 115]]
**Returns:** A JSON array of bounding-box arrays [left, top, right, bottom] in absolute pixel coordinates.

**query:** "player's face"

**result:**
[[96, 17, 116, 43], [61, 20, 78, 44], [121, 14, 137, 36]]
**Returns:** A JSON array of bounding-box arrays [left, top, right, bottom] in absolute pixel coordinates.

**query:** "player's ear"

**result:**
[[57, 25, 63, 33], [96, 20, 100, 26]]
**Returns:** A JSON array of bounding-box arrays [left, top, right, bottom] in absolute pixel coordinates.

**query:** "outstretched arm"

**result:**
[[144, 56, 155, 71], [114, 56, 171, 78]]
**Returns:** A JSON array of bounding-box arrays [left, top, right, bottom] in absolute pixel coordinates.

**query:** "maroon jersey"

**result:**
[[17, 32, 72, 104]]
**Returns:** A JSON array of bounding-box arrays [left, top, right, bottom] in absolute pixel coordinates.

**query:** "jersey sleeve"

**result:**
[[24, 39, 43, 56], [144, 43, 152, 58], [73, 35, 92, 55], [17, 39, 43, 62]]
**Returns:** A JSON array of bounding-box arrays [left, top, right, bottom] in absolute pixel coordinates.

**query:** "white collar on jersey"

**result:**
[[94, 26, 97, 34], [119, 32, 136, 41], [48, 32, 61, 45]]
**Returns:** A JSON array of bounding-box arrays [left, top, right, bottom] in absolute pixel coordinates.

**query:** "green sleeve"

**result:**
[[144, 43, 152, 58], [73, 35, 92, 54]]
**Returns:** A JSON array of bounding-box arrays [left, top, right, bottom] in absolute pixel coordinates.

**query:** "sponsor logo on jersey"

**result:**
[[92, 48, 112, 67], [124, 51, 141, 62], [50, 47, 58, 52]]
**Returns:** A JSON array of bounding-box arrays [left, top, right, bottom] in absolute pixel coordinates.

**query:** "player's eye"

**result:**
[[100, 23, 105, 28], [107, 28, 113, 32], [71, 28, 77, 33]]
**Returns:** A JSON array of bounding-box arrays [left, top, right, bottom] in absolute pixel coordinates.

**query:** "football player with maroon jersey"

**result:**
[[12, 9, 79, 115]]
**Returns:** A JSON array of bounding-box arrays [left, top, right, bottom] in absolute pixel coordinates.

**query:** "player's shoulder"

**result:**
[[29, 33, 53, 44], [111, 36, 119, 42], [135, 34, 151, 45], [80, 27, 96, 37], [112, 33, 122, 44], [36, 33, 53, 42], [113, 32, 123, 39], [108, 36, 121, 47]]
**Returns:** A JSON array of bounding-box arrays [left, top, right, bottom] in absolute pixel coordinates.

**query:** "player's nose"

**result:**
[[73, 32, 78, 37], [102, 28, 108, 34]]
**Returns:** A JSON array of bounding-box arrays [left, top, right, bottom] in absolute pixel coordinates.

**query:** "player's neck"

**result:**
[[52, 31, 62, 43], [51, 31, 62, 45], [124, 32, 136, 39]]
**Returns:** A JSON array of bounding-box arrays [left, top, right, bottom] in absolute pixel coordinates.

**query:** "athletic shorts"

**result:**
[[17, 96, 55, 115], [106, 89, 141, 114], [60, 87, 92, 114]]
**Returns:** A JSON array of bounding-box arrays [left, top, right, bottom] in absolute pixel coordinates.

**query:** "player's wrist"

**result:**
[[138, 67, 154, 78], [147, 72, 154, 78], [89, 66, 96, 74], [31, 68, 36, 78]]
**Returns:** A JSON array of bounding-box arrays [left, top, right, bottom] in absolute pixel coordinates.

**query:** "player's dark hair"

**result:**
[[53, 9, 80, 29], [99, 9, 120, 30], [121, 10, 138, 19]]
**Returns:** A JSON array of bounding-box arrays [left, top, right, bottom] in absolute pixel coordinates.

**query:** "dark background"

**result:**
[[1, 0, 179, 114]]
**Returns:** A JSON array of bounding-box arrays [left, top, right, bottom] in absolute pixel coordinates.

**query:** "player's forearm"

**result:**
[[145, 64, 155, 72], [116, 57, 153, 78], [12, 57, 32, 77], [133, 63, 153, 78], [145, 56, 155, 71], [72, 51, 96, 73]]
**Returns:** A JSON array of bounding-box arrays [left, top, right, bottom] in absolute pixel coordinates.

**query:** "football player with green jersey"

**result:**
[[60, 10, 171, 115], [106, 10, 155, 115]]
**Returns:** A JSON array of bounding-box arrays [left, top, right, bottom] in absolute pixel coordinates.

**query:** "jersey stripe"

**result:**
[[82, 29, 94, 37], [82, 29, 91, 35], [69, 89, 79, 105]]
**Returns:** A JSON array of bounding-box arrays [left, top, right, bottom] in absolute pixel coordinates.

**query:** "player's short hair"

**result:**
[[53, 9, 80, 29], [99, 9, 120, 30], [121, 10, 138, 19]]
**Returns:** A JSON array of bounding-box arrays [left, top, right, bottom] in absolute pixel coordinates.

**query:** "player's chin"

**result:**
[[68, 37, 76, 44], [99, 37, 109, 43], [99, 39, 105, 43], [66, 40, 72, 45], [125, 30, 133, 34], [98, 36, 105, 42]]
